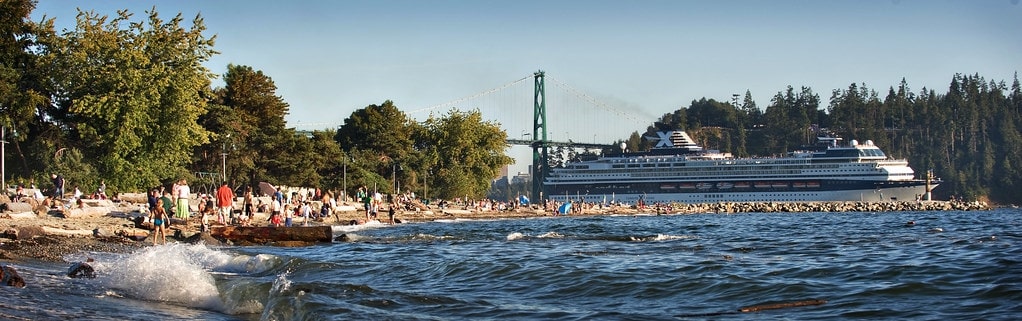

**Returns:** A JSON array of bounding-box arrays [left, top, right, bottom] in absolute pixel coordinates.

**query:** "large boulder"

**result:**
[[184, 232, 226, 246], [67, 259, 96, 279], [1, 265, 26, 287]]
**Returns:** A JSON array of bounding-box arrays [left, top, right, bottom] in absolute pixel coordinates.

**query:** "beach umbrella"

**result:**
[[258, 182, 277, 196]]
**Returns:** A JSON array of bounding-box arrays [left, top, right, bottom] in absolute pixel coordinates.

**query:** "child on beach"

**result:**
[[151, 199, 168, 245], [270, 207, 284, 227]]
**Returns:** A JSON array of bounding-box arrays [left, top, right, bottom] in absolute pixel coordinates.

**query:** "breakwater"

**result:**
[[648, 200, 990, 214], [398, 200, 992, 222]]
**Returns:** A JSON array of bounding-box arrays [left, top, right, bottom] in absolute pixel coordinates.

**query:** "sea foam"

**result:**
[[81, 243, 278, 312]]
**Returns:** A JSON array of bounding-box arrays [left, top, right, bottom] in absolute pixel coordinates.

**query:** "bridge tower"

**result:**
[[531, 70, 548, 202]]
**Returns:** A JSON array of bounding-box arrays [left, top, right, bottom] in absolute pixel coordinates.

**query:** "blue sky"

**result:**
[[31, 1, 1021, 173], [32, 1, 1021, 122]]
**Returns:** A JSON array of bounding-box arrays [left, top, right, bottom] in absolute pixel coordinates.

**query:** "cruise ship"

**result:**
[[544, 131, 938, 204]]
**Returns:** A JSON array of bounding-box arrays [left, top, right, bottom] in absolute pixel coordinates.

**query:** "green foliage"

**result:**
[[50, 147, 100, 194], [335, 100, 415, 159], [419, 109, 513, 199], [0, 0, 49, 185], [334, 100, 419, 194], [34, 8, 216, 190], [207, 64, 298, 189]]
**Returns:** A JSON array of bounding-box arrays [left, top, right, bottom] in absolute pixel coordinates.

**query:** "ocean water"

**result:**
[[0, 208, 1019, 320]]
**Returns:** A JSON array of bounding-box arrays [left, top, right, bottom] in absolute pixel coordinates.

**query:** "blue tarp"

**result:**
[[557, 202, 572, 215]]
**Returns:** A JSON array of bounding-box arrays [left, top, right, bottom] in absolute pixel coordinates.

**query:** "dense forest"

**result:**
[[618, 75, 1022, 205]]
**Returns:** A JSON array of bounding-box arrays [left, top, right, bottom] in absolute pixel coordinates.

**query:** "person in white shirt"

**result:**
[[174, 179, 191, 220]]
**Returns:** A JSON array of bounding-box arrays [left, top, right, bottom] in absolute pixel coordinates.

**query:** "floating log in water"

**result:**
[[210, 226, 333, 245], [675, 299, 827, 317], [738, 299, 827, 312]]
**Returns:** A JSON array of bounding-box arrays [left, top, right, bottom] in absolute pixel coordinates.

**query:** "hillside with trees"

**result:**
[[622, 75, 1022, 204]]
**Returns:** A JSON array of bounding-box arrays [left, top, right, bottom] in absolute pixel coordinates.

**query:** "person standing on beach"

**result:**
[[160, 191, 174, 227], [95, 180, 107, 199], [359, 187, 371, 221], [147, 189, 159, 212], [50, 173, 65, 199], [284, 200, 295, 227], [372, 191, 382, 220], [242, 186, 254, 226], [270, 194, 282, 226], [388, 205, 396, 225], [150, 199, 168, 245], [320, 192, 333, 221], [174, 179, 191, 221], [271, 205, 284, 227], [216, 182, 234, 226]]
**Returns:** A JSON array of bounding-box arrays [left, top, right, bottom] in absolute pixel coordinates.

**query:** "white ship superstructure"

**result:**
[[545, 131, 937, 204]]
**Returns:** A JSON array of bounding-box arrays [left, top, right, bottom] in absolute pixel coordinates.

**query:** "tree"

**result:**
[[335, 100, 418, 193], [208, 64, 298, 188], [0, 0, 50, 185], [625, 131, 642, 152], [420, 109, 513, 199], [335, 100, 413, 158], [34, 8, 216, 190]]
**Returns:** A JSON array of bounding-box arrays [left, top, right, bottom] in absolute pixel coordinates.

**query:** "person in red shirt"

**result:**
[[216, 182, 235, 226]]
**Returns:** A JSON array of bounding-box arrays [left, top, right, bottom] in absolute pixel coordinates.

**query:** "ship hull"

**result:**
[[546, 180, 935, 204]]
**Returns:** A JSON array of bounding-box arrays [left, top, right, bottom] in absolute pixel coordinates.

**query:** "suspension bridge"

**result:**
[[406, 71, 653, 201]]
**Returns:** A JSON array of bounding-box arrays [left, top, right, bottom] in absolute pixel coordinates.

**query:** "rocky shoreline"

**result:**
[[0, 194, 991, 264]]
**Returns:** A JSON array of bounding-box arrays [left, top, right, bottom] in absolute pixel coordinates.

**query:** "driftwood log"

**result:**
[[117, 193, 148, 204], [1, 202, 34, 213], [211, 226, 333, 245]]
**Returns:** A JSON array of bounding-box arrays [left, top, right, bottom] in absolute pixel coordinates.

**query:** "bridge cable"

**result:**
[[408, 75, 533, 115], [547, 76, 652, 127]]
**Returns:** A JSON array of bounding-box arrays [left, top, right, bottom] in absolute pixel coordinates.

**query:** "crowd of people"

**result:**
[[6, 174, 571, 243], [6, 173, 108, 211]]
